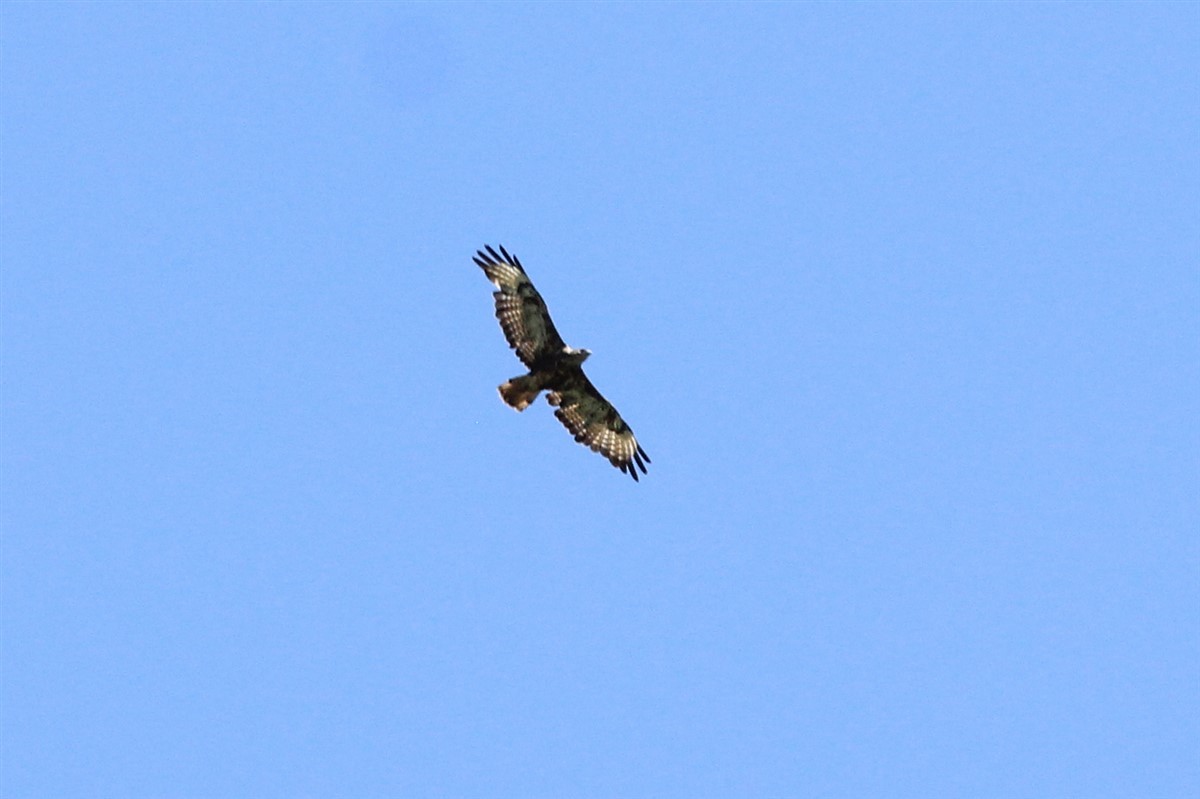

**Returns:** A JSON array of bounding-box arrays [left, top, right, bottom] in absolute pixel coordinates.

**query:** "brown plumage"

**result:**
[[474, 244, 650, 481]]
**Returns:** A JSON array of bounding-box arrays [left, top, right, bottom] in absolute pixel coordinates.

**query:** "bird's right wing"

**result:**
[[474, 245, 566, 368]]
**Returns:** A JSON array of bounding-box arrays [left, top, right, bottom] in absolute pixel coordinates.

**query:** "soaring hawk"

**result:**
[[475, 245, 650, 482]]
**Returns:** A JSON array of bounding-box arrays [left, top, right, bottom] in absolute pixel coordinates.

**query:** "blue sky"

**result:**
[[3, 3, 1197, 796]]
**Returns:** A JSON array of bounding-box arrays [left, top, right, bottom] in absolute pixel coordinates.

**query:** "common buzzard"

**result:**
[[475, 244, 650, 482]]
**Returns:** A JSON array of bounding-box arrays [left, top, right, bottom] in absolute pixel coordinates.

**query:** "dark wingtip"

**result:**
[[477, 244, 523, 272], [498, 243, 524, 271]]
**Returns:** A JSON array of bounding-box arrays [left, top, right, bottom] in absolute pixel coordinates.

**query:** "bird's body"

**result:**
[[474, 244, 650, 481]]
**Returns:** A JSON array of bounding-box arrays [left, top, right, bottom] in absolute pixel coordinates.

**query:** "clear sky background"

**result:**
[[3, 3, 1197, 797]]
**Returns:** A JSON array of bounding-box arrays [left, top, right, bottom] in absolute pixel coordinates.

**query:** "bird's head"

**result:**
[[562, 346, 592, 365]]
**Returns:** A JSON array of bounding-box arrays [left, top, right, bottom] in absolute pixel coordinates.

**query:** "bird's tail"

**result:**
[[498, 374, 544, 412]]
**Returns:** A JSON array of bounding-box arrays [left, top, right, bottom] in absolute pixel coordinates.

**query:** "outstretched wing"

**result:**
[[547, 370, 650, 482], [474, 244, 566, 368]]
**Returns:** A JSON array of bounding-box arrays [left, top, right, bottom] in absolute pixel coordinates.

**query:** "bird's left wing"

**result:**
[[547, 370, 650, 482]]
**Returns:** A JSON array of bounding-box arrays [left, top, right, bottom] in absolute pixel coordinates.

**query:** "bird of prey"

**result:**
[[475, 244, 650, 481]]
